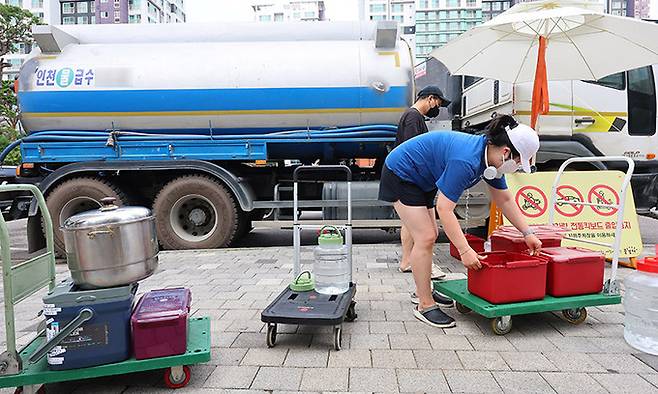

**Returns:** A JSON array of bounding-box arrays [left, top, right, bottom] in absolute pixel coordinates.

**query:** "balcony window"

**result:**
[[62, 2, 75, 14], [369, 4, 386, 13]]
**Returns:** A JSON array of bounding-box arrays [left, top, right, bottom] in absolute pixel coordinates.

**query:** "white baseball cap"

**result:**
[[506, 123, 540, 173]]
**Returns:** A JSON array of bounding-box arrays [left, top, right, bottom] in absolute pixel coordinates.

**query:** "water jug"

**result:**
[[313, 226, 350, 295], [624, 256, 658, 355]]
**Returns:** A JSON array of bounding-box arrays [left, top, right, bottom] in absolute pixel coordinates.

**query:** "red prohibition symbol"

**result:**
[[515, 186, 548, 218], [555, 185, 585, 217], [588, 184, 620, 216]]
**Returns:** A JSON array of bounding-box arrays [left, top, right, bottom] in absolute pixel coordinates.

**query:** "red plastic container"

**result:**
[[450, 233, 486, 260], [468, 252, 548, 304], [539, 247, 605, 297], [131, 288, 191, 360], [491, 231, 562, 253]]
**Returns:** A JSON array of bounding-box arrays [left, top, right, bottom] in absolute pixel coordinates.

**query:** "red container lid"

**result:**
[[479, 251, 547, 269], [540, 247, 604, 263], [133, 288, 191, 320], [637, 257, 658, 273]]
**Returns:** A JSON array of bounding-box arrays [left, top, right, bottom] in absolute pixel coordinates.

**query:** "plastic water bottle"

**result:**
[[624, 256, 658, 355], [313, 226, 350, 295]]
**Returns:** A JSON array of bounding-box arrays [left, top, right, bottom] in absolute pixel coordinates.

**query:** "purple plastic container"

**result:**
[[131, 288, 191, 360]]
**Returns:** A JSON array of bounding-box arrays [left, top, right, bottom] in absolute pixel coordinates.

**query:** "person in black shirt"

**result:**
[[395, 86, 451, 284]]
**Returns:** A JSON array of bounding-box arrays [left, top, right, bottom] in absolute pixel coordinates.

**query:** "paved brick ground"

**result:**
[[1, 243, 657, 393]]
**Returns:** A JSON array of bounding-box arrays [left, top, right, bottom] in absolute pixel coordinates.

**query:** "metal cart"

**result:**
[[261, 165, 357, 350], [0, 184, 210, 393], [435, 157, 633, 335]]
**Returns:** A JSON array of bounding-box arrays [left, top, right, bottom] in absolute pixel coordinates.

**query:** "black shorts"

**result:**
[[379, 165, 437, 208]]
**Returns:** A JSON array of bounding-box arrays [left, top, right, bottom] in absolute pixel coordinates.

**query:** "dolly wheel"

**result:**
[[491, 316, 513, 335], [333, 326, 343, 351], [14, 387, 45, 394], [455, 302, 472, 314], [562, 308, 588, 325], [164, 365, 191, 389], [345, 301, 357, 322], [266, 323, 278, 348]]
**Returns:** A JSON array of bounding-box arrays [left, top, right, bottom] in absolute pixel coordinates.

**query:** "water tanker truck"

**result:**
[[10, 21, 487, 254]]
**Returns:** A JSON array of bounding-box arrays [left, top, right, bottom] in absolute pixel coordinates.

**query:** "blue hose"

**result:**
[[0, 139, 22, 164], [24, 125, 397, 143]]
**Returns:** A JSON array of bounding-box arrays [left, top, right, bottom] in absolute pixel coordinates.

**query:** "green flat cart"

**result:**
[[434, 278, 621, 334], [436, 157, 633, 335], [0, 184, 211, 393]]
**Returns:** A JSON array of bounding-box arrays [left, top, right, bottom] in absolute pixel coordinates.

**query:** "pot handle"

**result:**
[[87, 228, 114, 239], [29, 308, 94, 364]]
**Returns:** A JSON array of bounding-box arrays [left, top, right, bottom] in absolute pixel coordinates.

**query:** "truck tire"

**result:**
[[153, 175, 240, 250], [45, 177, 127, 256]]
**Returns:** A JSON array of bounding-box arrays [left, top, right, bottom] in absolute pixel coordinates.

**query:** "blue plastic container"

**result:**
[[42, 279, 136, 370]]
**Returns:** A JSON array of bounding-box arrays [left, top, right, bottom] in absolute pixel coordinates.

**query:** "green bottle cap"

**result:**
[[318, 225, 343, 246], [289, 271, 315, 292]]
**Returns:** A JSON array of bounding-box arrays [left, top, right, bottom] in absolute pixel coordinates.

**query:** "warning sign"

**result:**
[[555, 185, 584, 217], [588, 184, 620, 217], [515, 186, 547, 218], [504, 171, 642, 258]]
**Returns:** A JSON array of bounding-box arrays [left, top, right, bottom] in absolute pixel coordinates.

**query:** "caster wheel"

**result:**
[[491, 316, 513, 335], [266, 323, 277, 348], [164, 365, 191, 389], [345, 301, 357, 322], [14, 386, 45, 394], [562, 308, 587, 325], [455, 302, 471, 314], [333, 326, 342, 351]]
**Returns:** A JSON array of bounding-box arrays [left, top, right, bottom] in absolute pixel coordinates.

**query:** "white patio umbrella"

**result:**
[[430, 0, 658, 127]]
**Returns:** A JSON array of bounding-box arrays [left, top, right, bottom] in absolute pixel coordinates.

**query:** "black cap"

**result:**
[[416, 85, 451, 107]]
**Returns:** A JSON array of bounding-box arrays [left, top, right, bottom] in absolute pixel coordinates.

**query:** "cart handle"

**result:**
[[29, 308, 94, 364], [547, 156, 634, 293]]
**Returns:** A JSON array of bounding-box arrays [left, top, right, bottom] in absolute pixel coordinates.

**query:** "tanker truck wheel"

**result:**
[[45, 177, 127, 256], [153, 175, 240, 250]]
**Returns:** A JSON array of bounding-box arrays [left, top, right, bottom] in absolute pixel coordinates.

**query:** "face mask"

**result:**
[[426, 105, 441, 118], [496, 154, 520, 178]]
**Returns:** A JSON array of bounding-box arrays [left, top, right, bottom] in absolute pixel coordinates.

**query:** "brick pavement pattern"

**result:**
[[0, 244, 657, 393]]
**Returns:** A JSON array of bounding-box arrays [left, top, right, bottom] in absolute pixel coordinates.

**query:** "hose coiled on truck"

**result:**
[[21, 124, 398, 143]]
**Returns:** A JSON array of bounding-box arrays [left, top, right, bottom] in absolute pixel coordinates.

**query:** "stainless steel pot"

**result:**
[[62, 197, 158, 289]]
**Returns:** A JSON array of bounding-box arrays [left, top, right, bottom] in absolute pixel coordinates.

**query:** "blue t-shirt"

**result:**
[[384, 130, 507, 203]]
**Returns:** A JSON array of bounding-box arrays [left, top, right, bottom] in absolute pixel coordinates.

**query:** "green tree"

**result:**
[[0, 5, 38, 165], [0, 4, 39, 77], [1, 80, 19, 129], [0, 126, 21, 165]]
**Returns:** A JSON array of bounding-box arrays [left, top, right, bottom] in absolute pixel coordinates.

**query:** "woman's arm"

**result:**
[[436, 193, 483, 270], [488, 186, 542, 254]]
